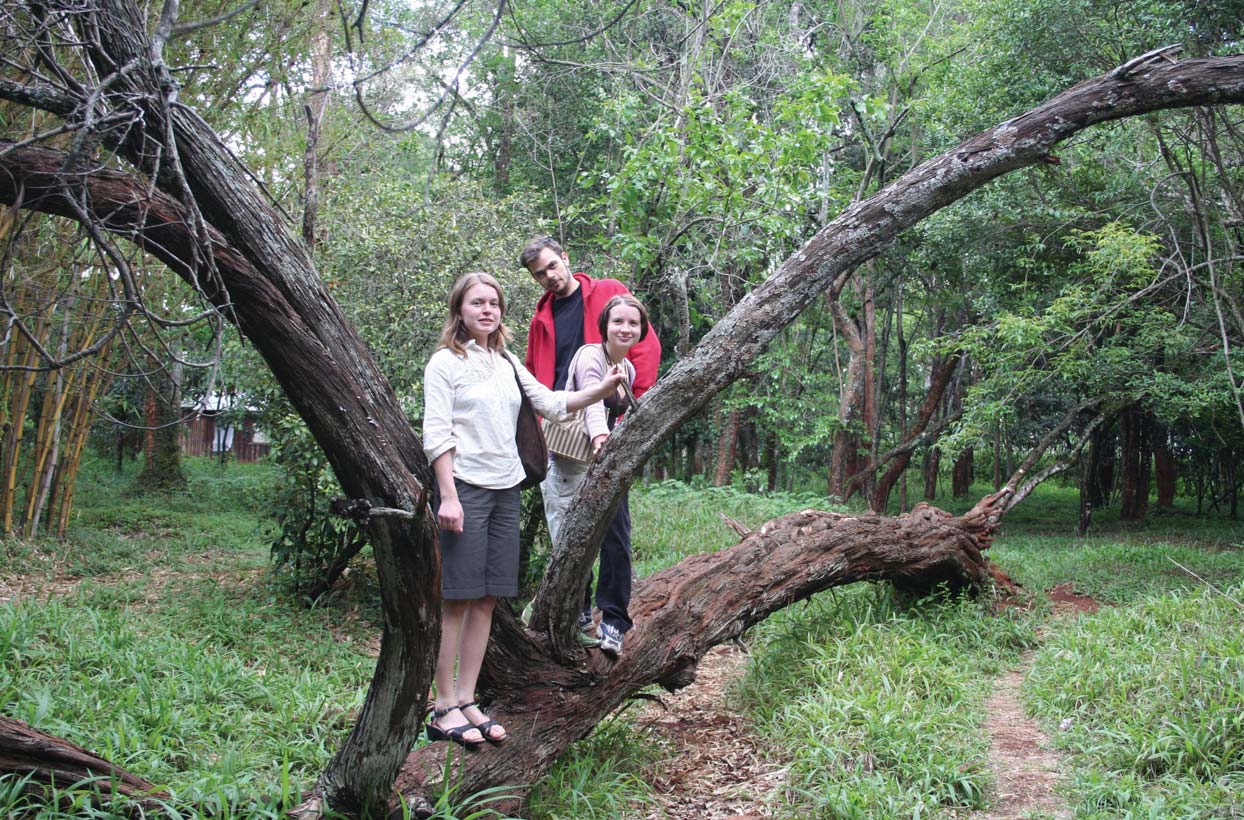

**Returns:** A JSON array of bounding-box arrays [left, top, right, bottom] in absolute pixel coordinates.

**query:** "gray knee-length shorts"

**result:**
[[435, 479, 521, 599]]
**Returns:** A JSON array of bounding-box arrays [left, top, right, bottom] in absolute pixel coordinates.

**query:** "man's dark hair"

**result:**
[[519, 236, 564, 270]]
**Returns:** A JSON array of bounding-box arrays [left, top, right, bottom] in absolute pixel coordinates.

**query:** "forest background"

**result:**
[[1, 0, 1243, 817], [4, 0, 1243, 542]]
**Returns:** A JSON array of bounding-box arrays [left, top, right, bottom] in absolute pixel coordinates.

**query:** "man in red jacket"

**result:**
[[522, 236, 661, 655]]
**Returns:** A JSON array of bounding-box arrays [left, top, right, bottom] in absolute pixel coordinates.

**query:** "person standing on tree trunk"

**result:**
[[422, 272, 622, 749], [521, 237, 662, 656]]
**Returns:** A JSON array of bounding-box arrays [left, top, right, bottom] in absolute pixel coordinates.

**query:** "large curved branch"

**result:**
[[6, 4, 443, 806], [530, 54, 1244, 656]]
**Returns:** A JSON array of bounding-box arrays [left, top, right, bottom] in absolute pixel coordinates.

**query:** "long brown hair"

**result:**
[[436, 272, 512, 356]]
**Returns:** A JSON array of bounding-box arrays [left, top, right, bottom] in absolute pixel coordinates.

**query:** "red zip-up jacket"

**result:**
[[525, 272, 662, 398]]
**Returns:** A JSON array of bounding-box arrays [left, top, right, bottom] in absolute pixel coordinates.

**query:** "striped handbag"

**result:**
[[541, 411, 592, 463], [540, 346, 594, 464]]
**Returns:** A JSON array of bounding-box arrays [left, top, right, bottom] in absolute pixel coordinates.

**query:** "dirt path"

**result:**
[[626, 586, 1098, 820], [629, 643, 783, 820], [966, 583, 1099, 820], [971, 651, 1071, 820]]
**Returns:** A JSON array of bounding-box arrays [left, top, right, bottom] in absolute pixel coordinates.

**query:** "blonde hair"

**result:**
[[436, 272, 512, 355]]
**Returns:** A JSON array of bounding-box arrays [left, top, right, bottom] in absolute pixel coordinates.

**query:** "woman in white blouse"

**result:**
[[422, 272, 621, 750]]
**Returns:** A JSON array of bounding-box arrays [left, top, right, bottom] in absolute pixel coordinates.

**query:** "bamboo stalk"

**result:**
[[55, 362, 112, 537]]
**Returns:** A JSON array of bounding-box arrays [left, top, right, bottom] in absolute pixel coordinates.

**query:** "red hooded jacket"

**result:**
[[525, 272, 661, 397]]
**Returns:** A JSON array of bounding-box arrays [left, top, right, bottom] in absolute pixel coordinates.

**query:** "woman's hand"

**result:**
[[592, 364, 625, 399], [437, 496, 464, 533], [592, 433, 609, 456], [565, 364, 628, 412]]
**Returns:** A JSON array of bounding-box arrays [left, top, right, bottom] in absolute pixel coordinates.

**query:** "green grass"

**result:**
[[525, 716, 661, 820], [1024, 583, 1244, 819], [734, 586, 1036, 819], [0, 457, 381, 817], [3, 466, 1243, 819], [3, 455, 278, 579], [630, 480, 827, 574]]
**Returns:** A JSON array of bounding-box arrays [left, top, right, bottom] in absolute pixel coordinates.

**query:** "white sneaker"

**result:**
[[596, 622, 624, 655]]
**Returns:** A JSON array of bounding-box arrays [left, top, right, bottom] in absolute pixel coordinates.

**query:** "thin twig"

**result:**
[[1167, 558, 1244, 611]]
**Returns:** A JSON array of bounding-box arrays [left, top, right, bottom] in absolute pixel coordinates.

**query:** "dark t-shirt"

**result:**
[[550, 288, 585, 390]]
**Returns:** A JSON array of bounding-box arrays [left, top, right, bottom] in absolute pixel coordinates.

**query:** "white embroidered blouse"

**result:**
[[422, 341, 568, 489]]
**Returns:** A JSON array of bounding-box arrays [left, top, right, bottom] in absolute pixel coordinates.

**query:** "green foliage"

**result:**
[[315, 167, 543, 399], [263, 407, 368, 597], [945, 220, 1229, 459]]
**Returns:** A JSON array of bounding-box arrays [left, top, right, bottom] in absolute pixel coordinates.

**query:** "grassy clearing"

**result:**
[[1023, 583, 1244, 819], [3, 467, 1243, 819], [0, 457, 385, 819]]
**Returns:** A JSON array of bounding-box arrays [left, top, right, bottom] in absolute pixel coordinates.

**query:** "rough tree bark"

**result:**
[[3, 32, 1244, 816], [0, 716, 168, 809]]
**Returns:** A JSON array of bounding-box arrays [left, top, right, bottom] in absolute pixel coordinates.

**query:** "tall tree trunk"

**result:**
[[713, 406, 740, 486], [765, 429, 779, 492], [861, 277, 878, 500], [870, 354, 959, 513], [137, 368, 185, 492], [1225, 449, 1239, 519], [924, 447, 940, 500], [1152, 423, 1177, 510], [1119, 403, 1152, 521], [828, 291, 867, 500], [1078, 421, 1111, 535], [952, 449, 974, 498], [710, 271, 743, 488]]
